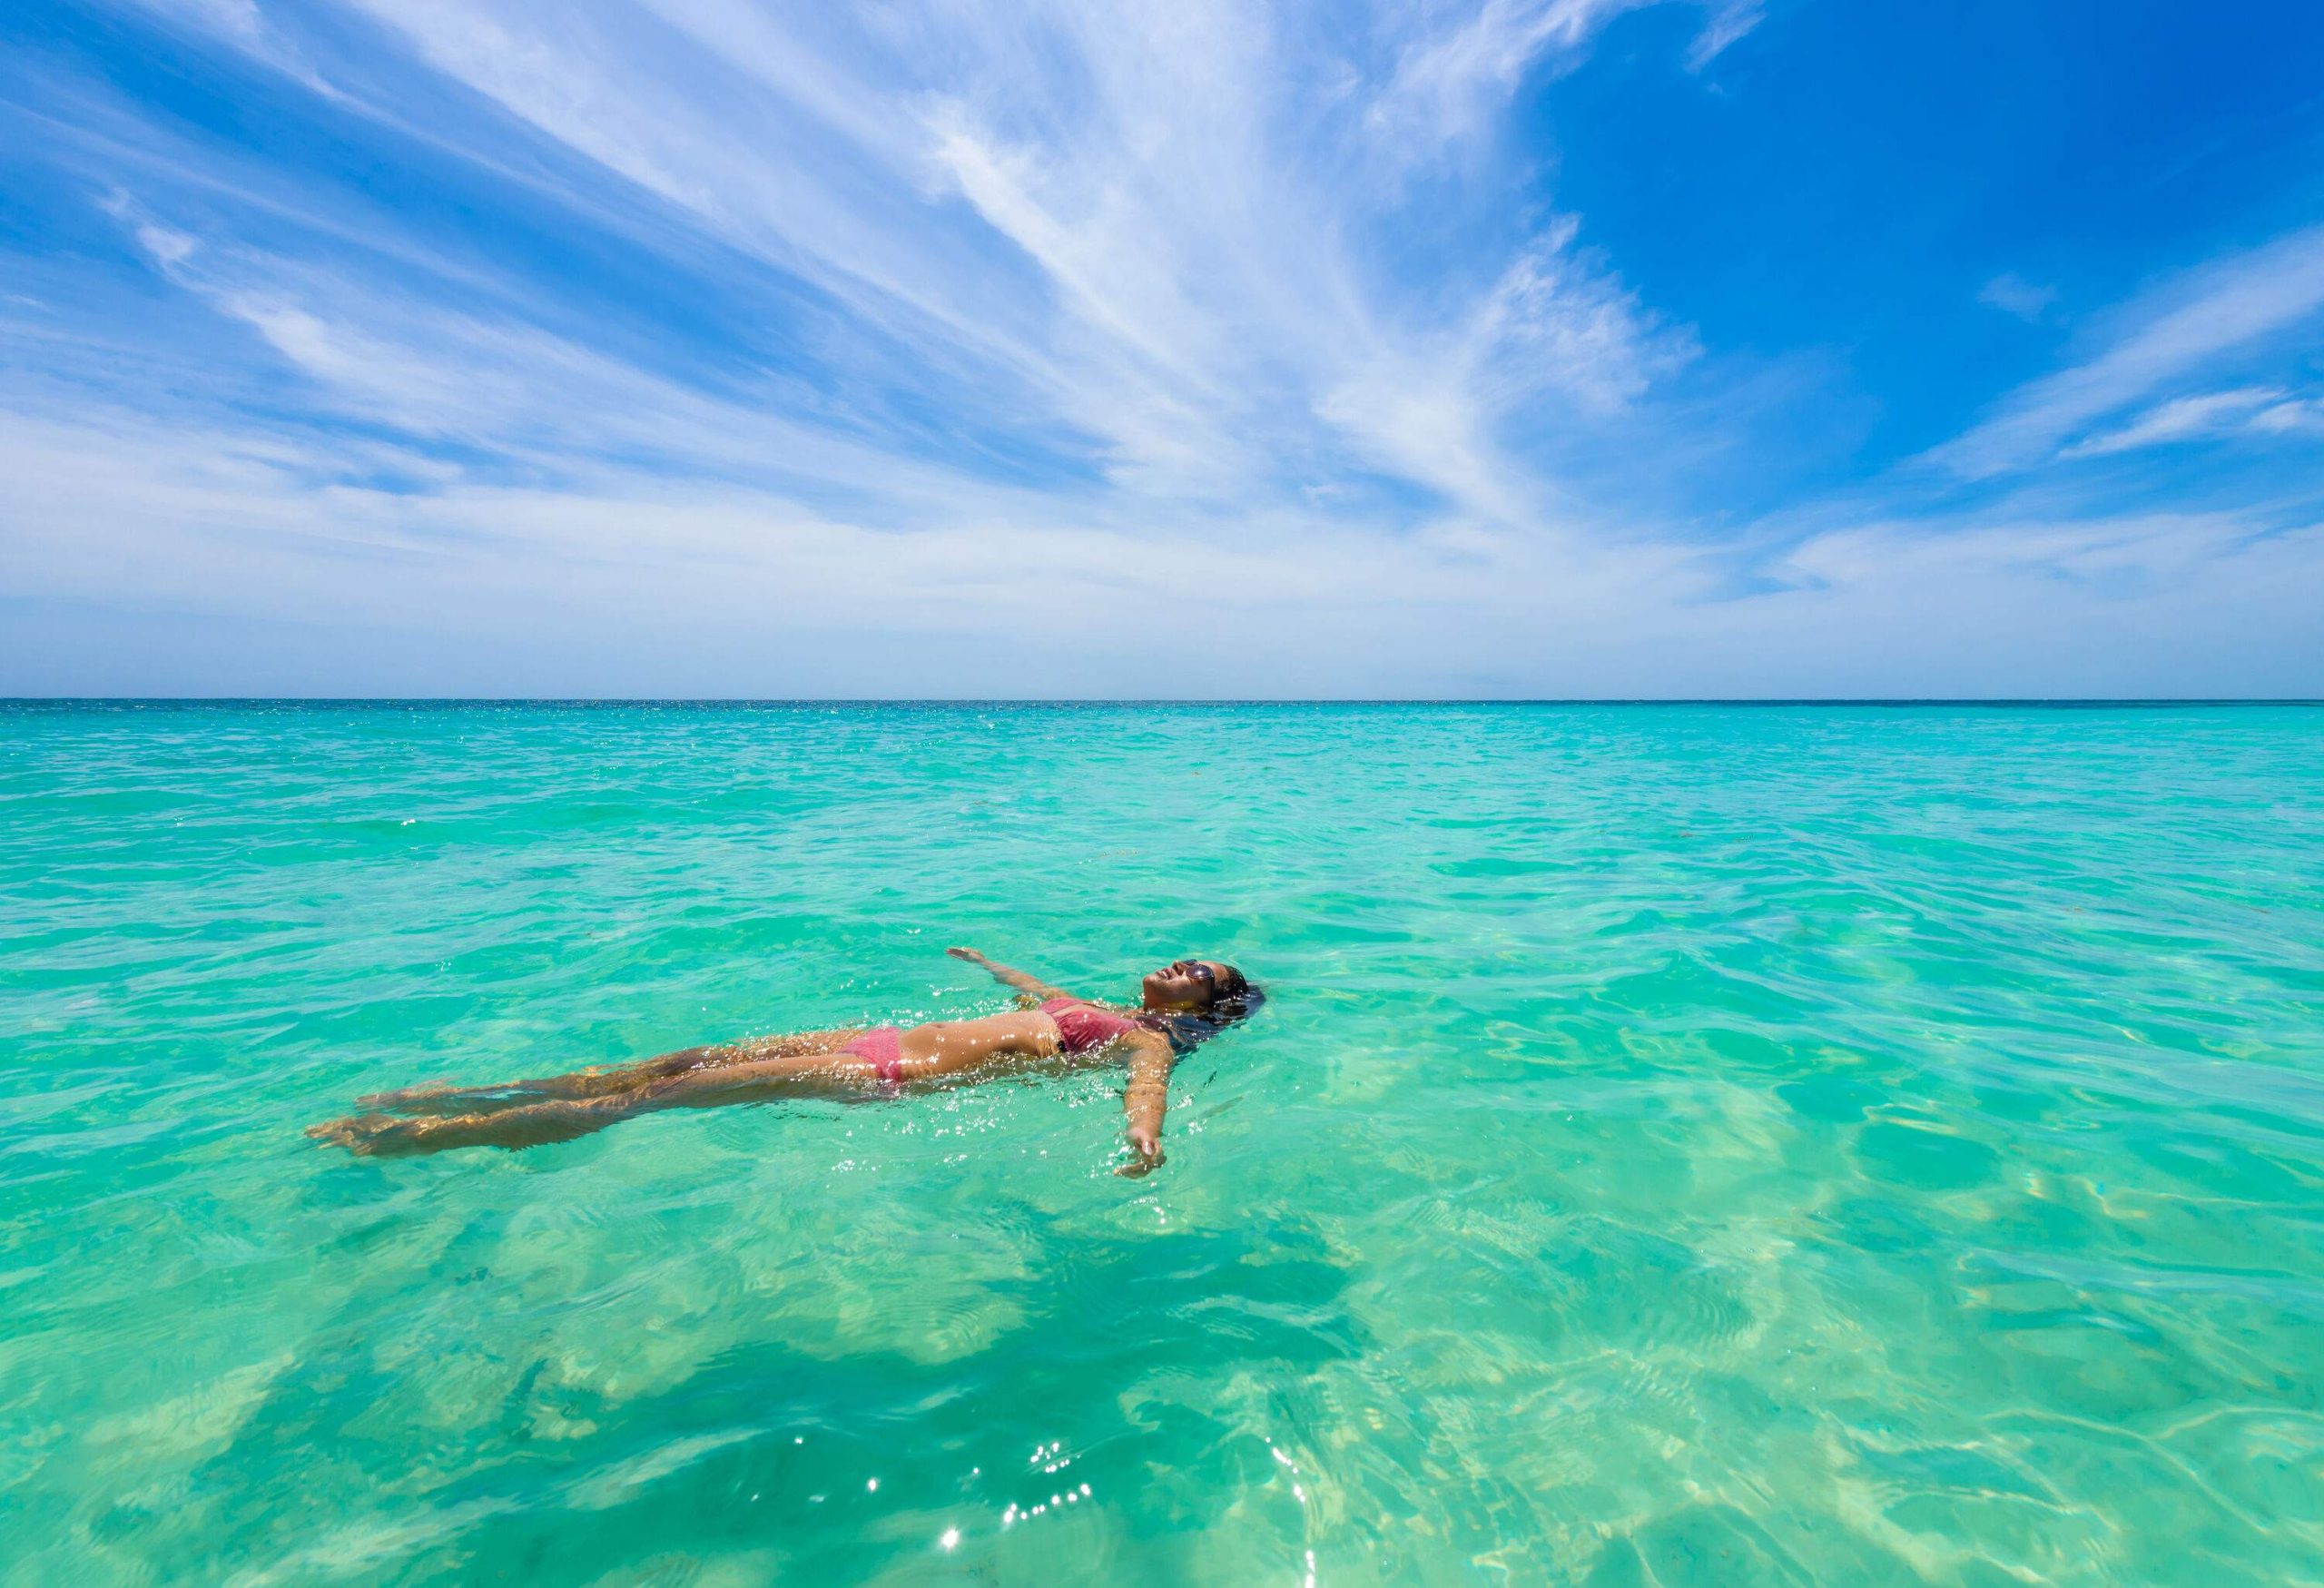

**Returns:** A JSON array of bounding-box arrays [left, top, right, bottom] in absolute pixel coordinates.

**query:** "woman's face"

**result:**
[[1142, 958, 1223, 1011]]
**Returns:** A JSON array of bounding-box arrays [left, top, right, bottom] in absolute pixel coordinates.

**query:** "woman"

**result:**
[[307, 949, 1260, 1175]]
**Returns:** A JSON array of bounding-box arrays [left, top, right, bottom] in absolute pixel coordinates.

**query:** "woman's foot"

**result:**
[[306, 1112, 439, 1157]]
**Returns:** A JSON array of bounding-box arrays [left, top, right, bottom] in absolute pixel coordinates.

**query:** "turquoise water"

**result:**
[[4, 702, 2323, 1584]]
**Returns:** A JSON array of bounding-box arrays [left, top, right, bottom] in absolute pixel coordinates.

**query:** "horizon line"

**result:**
[[7, 696, 2323, 709]]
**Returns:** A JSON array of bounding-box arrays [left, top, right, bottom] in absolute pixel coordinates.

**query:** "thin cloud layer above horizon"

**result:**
[[4, 0, 2322, 695]]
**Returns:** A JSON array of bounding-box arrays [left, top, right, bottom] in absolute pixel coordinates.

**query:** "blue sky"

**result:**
[[4, 0, 2321, 696]]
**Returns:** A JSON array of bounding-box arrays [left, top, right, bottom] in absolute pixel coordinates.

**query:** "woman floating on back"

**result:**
[[309, 949, 1261, 1175]]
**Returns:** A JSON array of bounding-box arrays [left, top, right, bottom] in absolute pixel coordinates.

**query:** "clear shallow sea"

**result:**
[[4, 702, 2323, 1585]]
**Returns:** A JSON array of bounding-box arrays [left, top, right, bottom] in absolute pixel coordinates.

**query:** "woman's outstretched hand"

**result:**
[[946, 946, 988, 964], [1117, 1127, 1164, 1178]]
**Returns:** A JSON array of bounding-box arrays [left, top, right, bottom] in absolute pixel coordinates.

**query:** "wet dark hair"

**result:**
[[1144, 962, 1264, 1055]]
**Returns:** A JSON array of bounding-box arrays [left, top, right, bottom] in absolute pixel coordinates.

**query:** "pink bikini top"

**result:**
[[1039, 997, 1145, 1055]]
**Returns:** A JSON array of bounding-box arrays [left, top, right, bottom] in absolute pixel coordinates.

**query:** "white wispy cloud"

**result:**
[[1685, 0, 1763, 70], [2055, 386, 2305, 459], [1316, 220, 1695, 521], [1366, 0, 1760, 161], [79, 0, 1698, 527], [118, 0, 343, 97], [1935, 223, 2324, 477], [1977, 271, 2056, 322], [1370, 0, 1639, 152], [12, 390, 2318, 697]]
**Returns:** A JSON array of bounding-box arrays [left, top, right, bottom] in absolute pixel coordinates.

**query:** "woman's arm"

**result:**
[[1117, 1029, 1177, 1178], [948, 946, 1074, 1004]]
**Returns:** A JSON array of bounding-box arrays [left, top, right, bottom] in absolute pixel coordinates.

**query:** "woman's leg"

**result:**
[[357, 1029, 863, 1114], [314, 1045, 885, 1155]]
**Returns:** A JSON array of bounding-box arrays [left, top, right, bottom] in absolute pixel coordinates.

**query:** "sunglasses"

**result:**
[[1171, 959, 1216, 988]]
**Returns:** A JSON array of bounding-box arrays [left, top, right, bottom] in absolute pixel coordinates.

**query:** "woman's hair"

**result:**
[[1207, 962, 1259, 1021], [1147, 962, 1264, 1055]]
